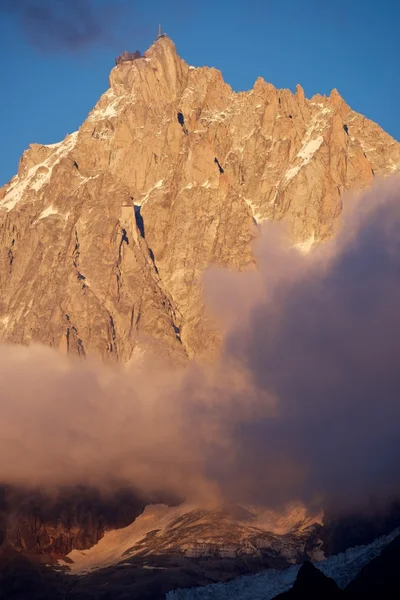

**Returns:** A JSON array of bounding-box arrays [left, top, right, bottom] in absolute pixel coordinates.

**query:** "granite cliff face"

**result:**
[[1, 36, 399, 364]]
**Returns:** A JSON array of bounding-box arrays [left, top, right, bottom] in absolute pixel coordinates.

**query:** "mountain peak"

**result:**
[[329, 87, 349, 115], [295, 83, 305, 104], [145, 33, 178, 57], [0, 41, 400, 362], [109, 34, 187, 106]]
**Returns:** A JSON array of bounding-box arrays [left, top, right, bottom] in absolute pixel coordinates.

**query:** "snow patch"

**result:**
[[284, 165, 302, 182], [284, 136, 324, 183], [136, 179, 165, 207], [298, 137, 324, 161], [360, 143, 376, 153], [60, 504, 197, 574], [0, 132, 78, 212], [44, 140, 63, 149], [39, 205, 58, 219], [31, 169, 52, 192], [88, 89, 129, 122]]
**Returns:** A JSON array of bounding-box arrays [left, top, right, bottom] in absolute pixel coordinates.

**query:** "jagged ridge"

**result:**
[[1, 35, 399, 363]]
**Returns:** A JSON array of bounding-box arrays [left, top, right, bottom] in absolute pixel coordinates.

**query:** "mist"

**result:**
[[2, 0, 124, 51], [0, 342, 270, 505], [207, 175, 400, 510], [1, 177, 400, 514]]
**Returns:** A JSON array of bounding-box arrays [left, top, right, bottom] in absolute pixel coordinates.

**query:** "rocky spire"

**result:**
[[0, 38, 399, 363]]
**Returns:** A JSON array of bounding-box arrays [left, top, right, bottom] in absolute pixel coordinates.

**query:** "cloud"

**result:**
[[0, 341, 273, 506], [208, 175, 400, 510], [1, 0, 125, 52], [1, 176, 400, 514]]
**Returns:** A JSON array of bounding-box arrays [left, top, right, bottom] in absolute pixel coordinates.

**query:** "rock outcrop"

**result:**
[[0, 486, 145, 557], [344, 534, 400, 599], [274, 561, 343, 599], [1, 36, 399, 363]]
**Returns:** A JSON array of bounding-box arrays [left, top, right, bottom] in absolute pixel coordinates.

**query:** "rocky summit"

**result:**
[[1, 35, 399, 365]]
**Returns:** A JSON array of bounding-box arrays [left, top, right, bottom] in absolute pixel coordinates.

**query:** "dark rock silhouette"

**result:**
[[274, 561, 343, 599], [344, 534, 400, 599]]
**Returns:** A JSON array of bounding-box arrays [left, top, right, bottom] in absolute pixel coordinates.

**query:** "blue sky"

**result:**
[[0, 0, 399, 187]]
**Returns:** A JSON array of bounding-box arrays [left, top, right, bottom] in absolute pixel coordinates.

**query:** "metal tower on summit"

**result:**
[[158, 24, 166, 39]]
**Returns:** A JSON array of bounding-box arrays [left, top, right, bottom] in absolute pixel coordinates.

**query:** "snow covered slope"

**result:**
[[59, 503, 322, 575], [166, 528, 400, 600]]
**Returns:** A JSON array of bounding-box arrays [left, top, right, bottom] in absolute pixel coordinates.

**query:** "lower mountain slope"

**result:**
[[59, 503, 322, 574], [166, 528, 400, 600]]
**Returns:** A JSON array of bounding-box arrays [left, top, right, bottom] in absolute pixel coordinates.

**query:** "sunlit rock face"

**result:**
[[1, 36, 399, 364]]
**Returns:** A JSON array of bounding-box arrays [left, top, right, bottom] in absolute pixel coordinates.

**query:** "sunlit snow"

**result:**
[[0, 132, 78, 211], [38, 205, 58, 219]]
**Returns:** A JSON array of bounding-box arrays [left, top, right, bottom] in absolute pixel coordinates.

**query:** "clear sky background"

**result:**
[[0, 0, 399, 187]]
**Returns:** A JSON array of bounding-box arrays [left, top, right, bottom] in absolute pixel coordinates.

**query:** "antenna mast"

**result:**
[[158, 24, 162, 39]]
